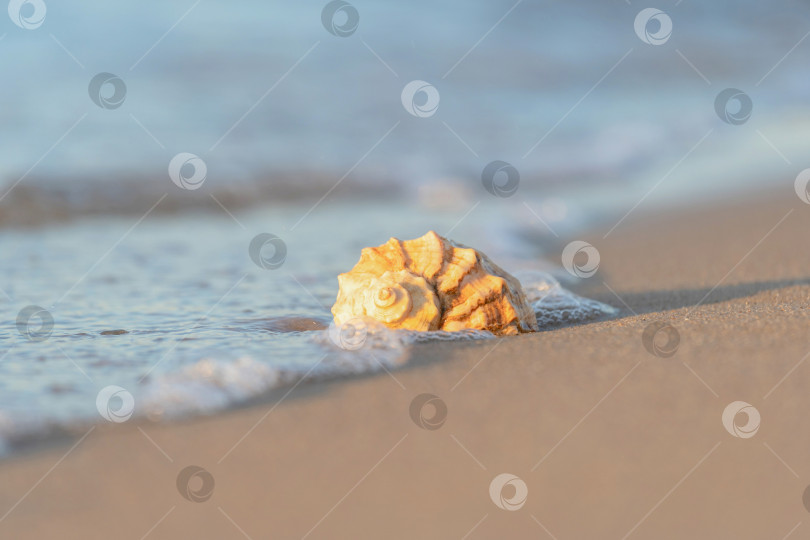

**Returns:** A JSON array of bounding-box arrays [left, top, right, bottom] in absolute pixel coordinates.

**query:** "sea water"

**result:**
[[0, 0, 807, 216], [0, 201, 613, 453]]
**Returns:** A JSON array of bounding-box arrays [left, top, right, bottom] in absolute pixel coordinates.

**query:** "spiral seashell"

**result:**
[[332, 231, 538, 336], [365, 275, 412, 324], [335, 269, 440, 331]]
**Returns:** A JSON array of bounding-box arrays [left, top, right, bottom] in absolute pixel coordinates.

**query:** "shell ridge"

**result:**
[[332, 232, 537, 336]]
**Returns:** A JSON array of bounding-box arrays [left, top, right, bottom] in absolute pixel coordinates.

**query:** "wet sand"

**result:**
[[1, 190, 809, 539]]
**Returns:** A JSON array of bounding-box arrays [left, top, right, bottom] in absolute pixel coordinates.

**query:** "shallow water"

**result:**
[[0, 201, 613, 453]]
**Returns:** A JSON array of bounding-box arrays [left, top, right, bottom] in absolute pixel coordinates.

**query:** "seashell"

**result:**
[[332, 231, 538, 336]]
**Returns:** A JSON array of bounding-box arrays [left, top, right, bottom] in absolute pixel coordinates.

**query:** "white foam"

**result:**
[[139, 357, 284, 419], [0, 273, 616, 454], [137, 273, 615, 420], [515, 270, 618, 327]]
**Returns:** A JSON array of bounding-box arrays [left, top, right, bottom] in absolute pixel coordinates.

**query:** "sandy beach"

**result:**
[[3, 1, 809, 538], [1, 190, 809, 539]]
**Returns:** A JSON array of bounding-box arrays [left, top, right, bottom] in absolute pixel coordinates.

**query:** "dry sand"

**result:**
[[1, 191, 809, 539]]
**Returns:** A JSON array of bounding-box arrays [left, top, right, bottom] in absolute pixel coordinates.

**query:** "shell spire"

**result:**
[[332, 231, 538, 336]]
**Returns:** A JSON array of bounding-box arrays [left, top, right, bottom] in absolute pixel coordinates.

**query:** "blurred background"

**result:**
[[2, 0, 809, 225], [1, 0, 810, 452]]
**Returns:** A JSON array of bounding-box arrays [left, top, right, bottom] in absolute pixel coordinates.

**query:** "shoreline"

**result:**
[[1, 188, 809, 539], [0, 166, 788, 231]]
